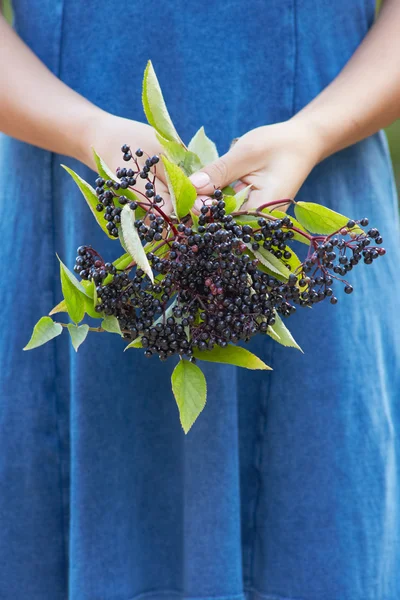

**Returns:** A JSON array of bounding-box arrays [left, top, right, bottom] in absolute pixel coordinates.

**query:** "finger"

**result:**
[[189, 144, 245, 196]]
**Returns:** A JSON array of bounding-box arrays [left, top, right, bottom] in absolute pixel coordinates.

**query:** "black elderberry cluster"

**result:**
[[298, 220, 385, 305], [94, 145, 160, 237], [72, 144, 385, 361]]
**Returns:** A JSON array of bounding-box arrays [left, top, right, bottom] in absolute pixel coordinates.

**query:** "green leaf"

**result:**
[[223, 195, 237, 214], [234, 215, 259, 227], [144, 239, 169, 259], [79, 279, 104, 318], [171, 359, 207, 434], [246, 244, 291, 279], [62, 165, 115, 239], [59, 258, 87, 323], [121, 205, 154, 283], [181, 151, 203, 176], [84, 295, 102, 319], [267, 311, 303, 352], [101, 315, 122, 335], [161, 155, 197, 219], [57, 256, 91, 297], [156, 134, 186, 162], [118, 227, 129, 253], [156, 134, 202, 175], [91, 148, 140, 206], [188, 126, 219, 166], [67, 324, 89, 351], [142, 60, 182, 143], [49, 299, 67, 316], [125, 336, 142, 349], [190, 210, 199, 231], [193, 344, 272, 370], [234, 185, 252, 211], [221, 185, 236, 196], [266, 324, 281, 343], [279, 245, 302, 274], [294, 201, 363, 236], [24, 317, 63, 350], [113, 252, 133, 270]]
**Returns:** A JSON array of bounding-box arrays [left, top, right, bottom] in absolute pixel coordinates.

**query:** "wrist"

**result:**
[[72, 105, 110, 168], [288, 110, 331, 165]]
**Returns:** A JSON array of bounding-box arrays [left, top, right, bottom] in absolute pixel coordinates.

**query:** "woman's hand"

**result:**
[[189, 118, 324, 211], [82, 113, 173, 213]]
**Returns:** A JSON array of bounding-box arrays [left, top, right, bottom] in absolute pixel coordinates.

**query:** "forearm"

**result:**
[[0, 14, 104, 162], [293, 0, 400, 162]]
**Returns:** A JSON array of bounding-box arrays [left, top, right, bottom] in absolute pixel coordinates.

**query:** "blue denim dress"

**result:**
[[1, 1, 399, 599]]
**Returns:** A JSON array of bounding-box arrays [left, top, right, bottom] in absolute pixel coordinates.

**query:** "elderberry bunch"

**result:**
[[71, 146, 386, 362]]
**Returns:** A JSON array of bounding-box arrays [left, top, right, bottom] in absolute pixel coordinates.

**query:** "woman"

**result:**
[[0, 1, 399, 599]]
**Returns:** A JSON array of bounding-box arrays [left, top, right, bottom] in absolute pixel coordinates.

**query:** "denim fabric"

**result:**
[[1, 1, 399, 599]]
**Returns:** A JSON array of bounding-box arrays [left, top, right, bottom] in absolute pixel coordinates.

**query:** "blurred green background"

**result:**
[[387, 122, 400, 191], [1, 0, 399, 190]]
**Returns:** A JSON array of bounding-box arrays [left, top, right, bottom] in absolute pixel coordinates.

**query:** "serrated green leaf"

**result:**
[[121, 205, 154, 283], [58, 258, 87, 323], [62, 165, 115, 239], [67, 324, 89, 351], [171, 359, 207, 434], [193, 344, 272, 370], [266, 324, 281, 342], [101, 315, 122, 335], [49, 299, 67, 316], [188, 126, 219, 166], [161, 155, 197, 219], [268, 311, 303, 352], [294, 202, 363, 236], [24, 317, 63, 351], [142, 60, 182, 143], [246, 244, 291, 279], [91, 148, 141, 207]]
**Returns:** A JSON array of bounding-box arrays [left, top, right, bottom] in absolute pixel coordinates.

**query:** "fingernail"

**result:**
[[189, 171, 210, 189]]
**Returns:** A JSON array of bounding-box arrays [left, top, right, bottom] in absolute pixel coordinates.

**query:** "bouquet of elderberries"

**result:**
[[24, 62, 386, 433]]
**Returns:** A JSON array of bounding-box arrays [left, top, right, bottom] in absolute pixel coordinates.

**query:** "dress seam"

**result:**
[[244, 337, 275, 587]]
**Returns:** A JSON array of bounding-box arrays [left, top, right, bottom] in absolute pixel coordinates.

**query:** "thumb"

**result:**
[[189, 146, 244, 196]]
